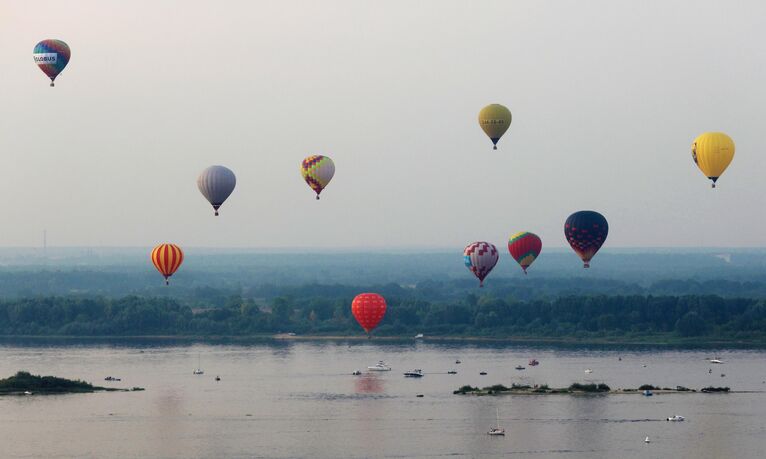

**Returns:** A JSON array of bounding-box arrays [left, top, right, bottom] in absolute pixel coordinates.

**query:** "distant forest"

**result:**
[[0, 292, 764, 342], [1, 250, 765, 341]]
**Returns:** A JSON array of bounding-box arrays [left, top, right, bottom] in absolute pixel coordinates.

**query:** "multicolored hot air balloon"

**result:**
[[691, 132, 735, 188], [33, 39, 71, 87], [565, 211, 608, 268], [351, 293, 387, 337], [508, 232, 542, 274], [151, 243, 184, 285], [478, 104, 512, 150], [300, 155, 335, 200], [464, 242, 499, 287], [197, 165, 236, 216]]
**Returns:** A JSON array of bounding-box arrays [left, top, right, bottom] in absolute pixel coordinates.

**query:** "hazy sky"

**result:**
[[1, 1, 764, 249]]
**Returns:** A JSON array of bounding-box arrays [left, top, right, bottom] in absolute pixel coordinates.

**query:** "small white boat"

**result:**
[[193, 353, 204, 375], [367, 361, 391, 371], [710, 359, 723, 364], [23, 391, 32, 395], [584, 369, 593, 374], [667, 415, 685, 421], [487, 408, 505, 436], [414, 333, 424, 339], [644, 436, 650, 443], [404, 369, 424, 378]]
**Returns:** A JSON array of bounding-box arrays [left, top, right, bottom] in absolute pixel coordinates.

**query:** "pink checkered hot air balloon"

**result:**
[[463, 242, 499, 287]]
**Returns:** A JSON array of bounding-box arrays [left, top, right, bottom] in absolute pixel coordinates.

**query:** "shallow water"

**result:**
[[0, 340, 763, 458]]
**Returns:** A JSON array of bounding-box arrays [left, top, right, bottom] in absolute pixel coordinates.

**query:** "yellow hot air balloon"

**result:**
[[691, 132, 735, 188], [478, 104, 512, 150]]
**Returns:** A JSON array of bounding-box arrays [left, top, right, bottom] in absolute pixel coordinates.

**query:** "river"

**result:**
[[0, 339, 763, 458]]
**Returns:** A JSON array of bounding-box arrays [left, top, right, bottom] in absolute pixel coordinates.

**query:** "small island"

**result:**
[[454, 383, 731, 396], [0, 371, 142, 395]]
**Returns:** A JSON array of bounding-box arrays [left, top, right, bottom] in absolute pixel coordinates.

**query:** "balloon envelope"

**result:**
[[564, 211, 608, 268], [301, 155, 335, 199], [351, 293, 387, 334], [464, 242, 499, 287], [508, 232, 542, 274], [197, 165, 236, 216], [478, 104, 512, 150], [151, 243, 184, 284], [691, 132, 735, 188], [33, 39, 70, 86]]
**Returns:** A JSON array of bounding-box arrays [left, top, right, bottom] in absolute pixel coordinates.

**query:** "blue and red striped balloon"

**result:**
[[33, 39, 71, 86]]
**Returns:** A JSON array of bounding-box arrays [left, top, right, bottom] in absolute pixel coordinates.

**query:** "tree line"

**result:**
[[0, 292, 764, 341]]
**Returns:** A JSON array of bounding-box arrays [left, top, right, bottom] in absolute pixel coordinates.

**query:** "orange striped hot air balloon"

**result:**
[[150, 243, 184, 285]]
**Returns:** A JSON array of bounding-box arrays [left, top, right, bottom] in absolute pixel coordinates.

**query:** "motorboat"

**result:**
[[455, 360, 461, 364], [215, 376, 221, 381], [487, 408, 505, 436], [368, 361, 391, 371], [479, 371, 487, 375], [584, 369, 593, 374], [104, 376, 121, 381], [666, 415, 685, 422], [447, 370, 457, 374], [414, 333, 424, 339], [528, 359, 539, 366], [710, 359, 723, 364], [404, 369, 424, 378], [352, 370, 362, 375], [23, 391, 32, 395], [515, 365, 525, 370], [643, 390, 653, 396]]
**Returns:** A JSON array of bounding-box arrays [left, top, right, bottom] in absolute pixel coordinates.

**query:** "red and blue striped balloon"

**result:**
[[33, 39, 71, 86]]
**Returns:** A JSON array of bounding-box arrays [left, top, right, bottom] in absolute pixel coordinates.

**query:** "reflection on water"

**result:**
[[354, 373, 384, 394], [0, 340, 764, 458]]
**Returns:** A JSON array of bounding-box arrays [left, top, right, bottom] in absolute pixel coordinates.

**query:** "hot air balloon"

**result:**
[[351, 293, 387, 337], [691, 132, 735, 188], [508, 232, 542, 274], [478, 104, 512, 150], [197, 166, 236, 216], [151, 243, 184, 285], [464, 242, 499, 287], [564, 211, 608, 268], [300, 155, 335, 200], [33, 39, 70, 87]]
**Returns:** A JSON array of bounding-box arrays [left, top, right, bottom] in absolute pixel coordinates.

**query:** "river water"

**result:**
[[0, 340, 764, 458]]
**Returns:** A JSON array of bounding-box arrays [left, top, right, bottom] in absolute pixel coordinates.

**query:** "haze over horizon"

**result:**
[[1, 0, 764, 249]]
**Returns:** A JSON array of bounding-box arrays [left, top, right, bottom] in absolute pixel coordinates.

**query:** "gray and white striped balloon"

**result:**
[[197, 165, 236, 216]]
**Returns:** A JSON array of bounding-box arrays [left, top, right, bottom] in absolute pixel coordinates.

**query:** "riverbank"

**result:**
[[0, 333, 763, 348]]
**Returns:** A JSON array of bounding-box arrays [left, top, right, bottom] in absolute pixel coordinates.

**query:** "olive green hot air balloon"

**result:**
[[478, 104, 512, 150]]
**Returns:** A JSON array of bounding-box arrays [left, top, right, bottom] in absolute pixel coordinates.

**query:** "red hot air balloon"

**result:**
[[508, 232, 542, 274], [352, 293, 387, 337], [564, 211, 608, 268], [151, 243, 184, 285]]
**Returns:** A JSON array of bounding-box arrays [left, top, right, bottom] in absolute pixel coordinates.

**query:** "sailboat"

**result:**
[[193, 353, 204, 375], [487, 407, 505, 436]]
